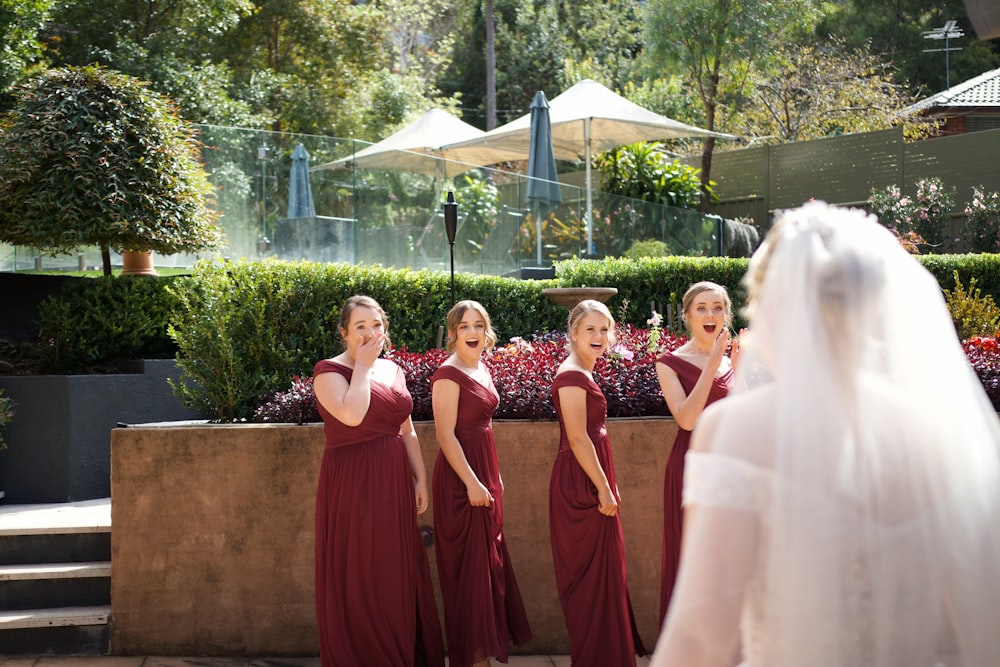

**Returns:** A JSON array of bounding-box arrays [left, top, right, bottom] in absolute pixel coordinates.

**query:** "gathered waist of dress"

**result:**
[[324, 431, 401, 451], [454, 424, 492, 438]]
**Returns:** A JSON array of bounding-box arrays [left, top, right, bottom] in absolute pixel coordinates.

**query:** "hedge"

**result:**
[[19, 253, 1000, 420]]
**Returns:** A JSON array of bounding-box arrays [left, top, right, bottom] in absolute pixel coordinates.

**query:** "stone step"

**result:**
[[0, 562, 111, 612], [0, 605, 110, 630], [0, 500, 112, 654], [0, 499, 111, 566], [0, 561, 111, 581], [0, 606, 110, 655]]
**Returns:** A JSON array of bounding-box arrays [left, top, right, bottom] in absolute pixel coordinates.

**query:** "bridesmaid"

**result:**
[[549, 299, 646, 666], [431, 300, 532, 667], [656, 281, 742, 626], [312, 295, 444, 667]]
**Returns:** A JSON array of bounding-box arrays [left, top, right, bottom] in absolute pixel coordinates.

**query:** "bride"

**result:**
[[651, 201, 1000, 667]]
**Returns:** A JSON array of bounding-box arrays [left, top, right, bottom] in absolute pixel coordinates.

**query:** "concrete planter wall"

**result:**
[[110, 417, 678, 656], [0, 360, 203, 503]]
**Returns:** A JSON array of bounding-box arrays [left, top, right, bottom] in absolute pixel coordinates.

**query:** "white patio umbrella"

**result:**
[[440, 79, 737, 252], [312, 108, 523, 178]]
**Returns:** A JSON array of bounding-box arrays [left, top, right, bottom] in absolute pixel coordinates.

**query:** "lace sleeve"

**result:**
[[683, 452, 771, 512]]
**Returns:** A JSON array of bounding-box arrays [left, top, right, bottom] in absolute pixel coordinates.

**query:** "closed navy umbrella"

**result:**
[[287, 143, 316, 218], [525, 91, 562, 265]]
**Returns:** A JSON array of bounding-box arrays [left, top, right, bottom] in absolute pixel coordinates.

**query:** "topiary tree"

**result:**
[[0, 65, 221, 276]]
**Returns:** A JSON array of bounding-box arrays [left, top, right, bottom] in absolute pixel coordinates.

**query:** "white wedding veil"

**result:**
[[653, 201, 1000, 667]]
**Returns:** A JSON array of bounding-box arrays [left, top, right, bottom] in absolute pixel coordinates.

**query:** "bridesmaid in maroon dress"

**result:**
[[312, 295, 444, 667], [656, 282, 742, 627], [431, 300, 532, 667], [549, 299, 646, 667]]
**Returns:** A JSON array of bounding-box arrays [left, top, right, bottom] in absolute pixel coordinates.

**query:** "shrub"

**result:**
[[963, 337, 1000, 411], [168, 258, 566, 421], [0, 389, 13, 450], [254, 376, 319, 424], [35, 276, 181, 371], [595, 142, 714, 210], [964, 186, 1000, 253], [252, 323, 686, 423], [944, 271, 1000, 340], [0, 65, 221, 276], [555, 255, 751, 331], [868, 178, 955, 249], [623, 239, 672, 259]]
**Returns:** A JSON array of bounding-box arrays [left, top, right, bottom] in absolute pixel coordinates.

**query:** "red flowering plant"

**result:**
[[962, 336, 1000, 411], [252, 321, 686, 423], [253, 375, 318, 424], [258, 328, 1000, 422]]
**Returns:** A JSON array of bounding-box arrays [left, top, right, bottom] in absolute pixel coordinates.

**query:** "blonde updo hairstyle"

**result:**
[[566, 299, 617, 351], [445, 300, 498, 353], [681, 281, 733, 335], [336, 295, 392, 352]]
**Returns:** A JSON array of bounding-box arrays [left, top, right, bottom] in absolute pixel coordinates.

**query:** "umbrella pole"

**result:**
[[536, 206, 542, 265], [585, 118, 594, 256]]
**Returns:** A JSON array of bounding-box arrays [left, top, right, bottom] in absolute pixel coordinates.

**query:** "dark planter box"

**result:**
[[0, 360, 203, 503]]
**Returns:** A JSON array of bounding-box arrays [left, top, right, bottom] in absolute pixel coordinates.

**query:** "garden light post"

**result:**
[[444, 191, 458, 304]]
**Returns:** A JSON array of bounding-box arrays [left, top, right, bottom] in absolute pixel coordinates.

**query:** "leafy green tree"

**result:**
[[644, 0, 817, 209], [733, 40, 935, 144], [815, 0, 1000, 94], [219, 0, 386, 136], [0, 66, 221, 276], [0, 0, 55, 95], [556, 0, 645, 92]]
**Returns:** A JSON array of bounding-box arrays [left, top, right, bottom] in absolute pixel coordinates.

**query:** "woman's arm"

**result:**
[[658, 332, 731, 430], [400, 414, 429, 514], [558, 383, 617, 516], [432, 376, 493, 506], [313, 334, 384, 426], [652, 410, 755, 666]]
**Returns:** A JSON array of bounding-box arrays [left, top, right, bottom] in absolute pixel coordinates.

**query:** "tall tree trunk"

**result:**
[[101, 243, 112, 277], [485, 0, 496, 130]]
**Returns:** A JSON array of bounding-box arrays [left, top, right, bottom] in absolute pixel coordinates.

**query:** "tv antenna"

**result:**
[[922, 20, 965, 89]]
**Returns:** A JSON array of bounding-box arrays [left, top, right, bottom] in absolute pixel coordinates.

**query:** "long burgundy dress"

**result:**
[[657, 352, 734, 626], [549, 370, 646, 667], [431, 365, 532, 666], [313, 359, 445, 667]]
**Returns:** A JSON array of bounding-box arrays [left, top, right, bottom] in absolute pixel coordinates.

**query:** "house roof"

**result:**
[[908, 67, 1000, 112]]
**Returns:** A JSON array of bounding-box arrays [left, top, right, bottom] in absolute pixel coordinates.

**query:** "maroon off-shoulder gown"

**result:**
[[313, 359, 444, 667], [431, 365, 532, 666], [657, 352, 734, 626], [549, 370, 646, 666]]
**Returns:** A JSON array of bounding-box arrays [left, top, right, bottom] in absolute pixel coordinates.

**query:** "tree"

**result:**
[[734, 41, 935, 144], [0, 66, 221, 276], [644, 0, 816, 210], [0, 0, 55, 96], [815, 0, 1000, 95]]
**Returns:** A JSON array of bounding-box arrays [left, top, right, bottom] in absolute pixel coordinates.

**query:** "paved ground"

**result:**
[[0, 501, 654, 666], [0, 658, 654, 666]]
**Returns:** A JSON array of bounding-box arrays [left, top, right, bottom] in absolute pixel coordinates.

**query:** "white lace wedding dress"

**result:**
[[684, 452, 951, 667]]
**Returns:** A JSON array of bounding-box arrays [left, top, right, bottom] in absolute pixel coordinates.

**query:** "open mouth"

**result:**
[[704, 324, 717, 334]]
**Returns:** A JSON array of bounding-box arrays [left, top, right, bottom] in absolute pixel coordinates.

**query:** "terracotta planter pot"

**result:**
[[121, 250, 158, 276]]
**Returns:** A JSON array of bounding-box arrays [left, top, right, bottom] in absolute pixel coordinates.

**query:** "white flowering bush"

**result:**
[[964, 187, 1000, 253]]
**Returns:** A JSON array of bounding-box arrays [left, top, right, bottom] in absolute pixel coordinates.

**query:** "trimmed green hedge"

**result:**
[[166, 259, 568, 420], [555, 256, 752, 329], [35, 275, 183, 371]]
